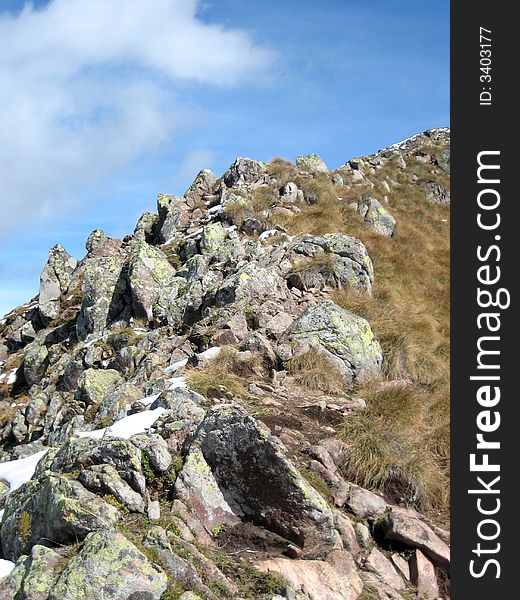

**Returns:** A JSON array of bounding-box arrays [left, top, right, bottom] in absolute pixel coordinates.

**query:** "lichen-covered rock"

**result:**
[[76, 368, 122, 408], [184, 169, 217, 204], [286, 234, 374, 292], [48, 528, 167, 600], [223, 157, 267, 188], [76, 254, 128, 340], [350, 196, 396, 237], [280, 301, 382, 383], [156, 194, 191, 243], [130, 433, 172, 474], [215, 262, 288, 308], [0, 544, 63, 599], [174, 447, 241, 531], [295, 153, 329, 173], [128, 241, 177, 321], [1, 473, 119, 560], [38, 244, 78, 323], [190, 405, 336, 555], [78, 464, 145, 513], [23, 338, 49, 387]]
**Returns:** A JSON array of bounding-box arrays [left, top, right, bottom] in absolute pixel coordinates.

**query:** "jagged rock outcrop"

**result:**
[[38, 245, 78, 324]]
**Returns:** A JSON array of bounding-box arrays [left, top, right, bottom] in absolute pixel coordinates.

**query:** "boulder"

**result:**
[[174, 447, 241, 531], [0, 544, 63, 599], [410, 550, 440, 599], [363, 548, 405, 591], [190, 405, 336, 555], [350, 196, 396, 237], [257, 550, 362, 600], [48, 528, 167, 600], [280, 301, 382, 383], [296, 154, 329, 173], [38, 244, 78, 323], [345, 484, 387, 519], [184, 169, 217, 204], [223, 157, 267, 188], [287, 234, 374, 292], [76, 368, 122, 408], [23, 338, 49, 387], [128, 241, 177, 321], [78, 464, 146, 513], [215, 262, 288, 308], [1, 473, 119, 560], [156, 194, 191, 243], [426, 181, 450, 205], [76, 254, 128, 340], [380, 506, 450, 567]]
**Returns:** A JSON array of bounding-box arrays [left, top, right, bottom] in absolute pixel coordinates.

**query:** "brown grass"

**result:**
[[287, 348, 344, 394], [185, 346, 262, 399], [271, 146, 451, 513]]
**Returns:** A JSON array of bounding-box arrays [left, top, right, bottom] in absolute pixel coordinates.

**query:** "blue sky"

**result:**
[[0, 0, 449, 317]]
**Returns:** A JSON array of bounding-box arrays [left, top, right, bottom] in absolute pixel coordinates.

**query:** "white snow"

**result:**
[[77, 407, 167, 440], [208, 204, 223, 214], [166, 376, 187, 390], [6, 369, 17, 386], [259, 229, 278, 241], [197, 347, 221, 360], [139, 393, 162, 407], [165, 358, 189, 373], [0, 449, 48, 493], [0, 559, 15, 579]]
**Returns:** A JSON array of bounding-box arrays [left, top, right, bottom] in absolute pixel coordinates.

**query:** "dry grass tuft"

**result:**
[[185, 346, 262, 399], [287, 348, 344, 394]]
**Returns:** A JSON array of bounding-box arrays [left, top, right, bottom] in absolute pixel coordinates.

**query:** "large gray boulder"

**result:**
[[38, 244, 78, 323], [280, 301, 382, 383], [350, 196, 396, 237], [187, 405, 337, 556], [223, 157, 267, 188], [286, 234, 374, 292], [1, 473, 119, 560], [156, 194, 191, 243], [48, 528, 167, 600], [76, 254, 128, 340], [0, 544, 64, 599], [295, 153, 329, 173], [184, 169, 217, 204], [128, 240, 177, 321]]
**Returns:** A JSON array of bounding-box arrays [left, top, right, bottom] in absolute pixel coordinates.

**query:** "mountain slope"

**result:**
[[0, 128, 450, 599]]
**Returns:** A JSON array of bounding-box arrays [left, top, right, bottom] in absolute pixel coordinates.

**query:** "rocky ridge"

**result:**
[[0, 128, 450, 599]]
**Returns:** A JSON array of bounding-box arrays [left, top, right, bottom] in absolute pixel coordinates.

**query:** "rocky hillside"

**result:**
[[0, 128, 450, 600]]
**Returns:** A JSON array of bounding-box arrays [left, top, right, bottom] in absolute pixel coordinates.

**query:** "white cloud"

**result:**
[[0, 0, 274, 239]]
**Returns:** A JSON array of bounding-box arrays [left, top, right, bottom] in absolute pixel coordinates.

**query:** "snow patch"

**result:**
[[0, 558, 15, 579], [76, 407, 167, 440], [166, 376, 187, 390], [259, 229, 278, 241], [208, 204, 223, 214], [139, 393, 162, 407], [165, 358, 189, 373], [6, 369, 17, 386], [197, 347, 221, 360], [0, 449, 48, 493]]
